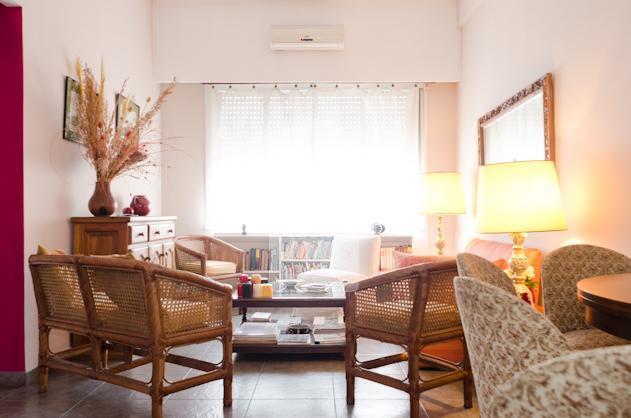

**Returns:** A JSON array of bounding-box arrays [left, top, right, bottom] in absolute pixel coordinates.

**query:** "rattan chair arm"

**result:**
[[174, 241, 206, 260], [153, 265, 233, 296], [344, 265, 423, 293], [205, 236, 245, 256]]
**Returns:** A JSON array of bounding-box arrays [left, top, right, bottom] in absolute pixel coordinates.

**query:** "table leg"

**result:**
[[242, 307, 248, 322]]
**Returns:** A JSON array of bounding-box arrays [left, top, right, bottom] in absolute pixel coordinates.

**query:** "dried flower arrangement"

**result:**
[[75, 60, 173, 181], [72, 60, 174, 215]]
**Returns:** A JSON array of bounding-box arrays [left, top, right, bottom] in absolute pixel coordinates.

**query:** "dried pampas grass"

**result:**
[[74, 59, 174, 182]]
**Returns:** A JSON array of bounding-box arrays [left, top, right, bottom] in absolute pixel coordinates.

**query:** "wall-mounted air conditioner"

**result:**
[[270, 25, 344, 51]]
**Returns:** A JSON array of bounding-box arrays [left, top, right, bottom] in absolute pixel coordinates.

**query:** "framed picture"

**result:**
[[477, 73, 555, 165], [63, 76, 81, 143], [116, 94, 140, 129]]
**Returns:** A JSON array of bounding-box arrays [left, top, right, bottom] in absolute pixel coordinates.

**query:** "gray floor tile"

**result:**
[[253, 373, 334, 400], [335, 398, 412, 418], [246, 399, 336, 417]]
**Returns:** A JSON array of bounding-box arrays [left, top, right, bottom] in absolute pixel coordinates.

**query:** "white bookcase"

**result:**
[[216, 234, 412, 280]]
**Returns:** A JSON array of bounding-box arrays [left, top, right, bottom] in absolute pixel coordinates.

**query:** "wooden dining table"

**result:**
[[577, 273, 631, 340]]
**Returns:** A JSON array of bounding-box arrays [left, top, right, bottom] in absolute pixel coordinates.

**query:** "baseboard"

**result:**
[[0, 368, 38, 388]]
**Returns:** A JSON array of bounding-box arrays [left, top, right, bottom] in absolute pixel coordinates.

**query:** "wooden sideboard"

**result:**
[[70, 216, 177, 268]]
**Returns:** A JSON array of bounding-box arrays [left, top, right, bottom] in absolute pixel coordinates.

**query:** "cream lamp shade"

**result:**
[[476, 160, 567, 233], [419, 172, 466, 215]]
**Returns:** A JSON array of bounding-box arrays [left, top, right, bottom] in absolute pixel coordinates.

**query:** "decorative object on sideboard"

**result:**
[[419, 172, 466, 255], [63, 76, 81, 143], [130, 195, 150, 216], [476, 160, 567, 305], [371, 222, 385, 235], [122, 206, 133, 215], [88, 181, 117, 216], [71, 59, 174, 216], [478, 73, 554, 165]]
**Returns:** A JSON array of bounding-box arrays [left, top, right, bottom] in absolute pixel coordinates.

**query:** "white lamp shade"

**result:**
[[476, 160, 567, 233], [420, 172, 466, 215]]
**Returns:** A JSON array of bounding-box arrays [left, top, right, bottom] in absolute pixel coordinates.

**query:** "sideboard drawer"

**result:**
[[129, 225, 149, 244], [149, 222, 175, 241], [130, 246, 150, 262]]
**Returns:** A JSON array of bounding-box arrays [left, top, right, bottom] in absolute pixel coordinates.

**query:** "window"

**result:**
[[205, 83, 421, 234]]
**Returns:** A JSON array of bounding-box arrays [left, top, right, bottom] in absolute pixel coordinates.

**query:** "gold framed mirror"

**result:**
[[478, 73, 554, 165]]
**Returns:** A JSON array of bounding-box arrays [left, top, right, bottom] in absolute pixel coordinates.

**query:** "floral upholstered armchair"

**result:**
[[488, 344, 631, 417], [174, 235, 244, 287], [542, 244, 631, 350]]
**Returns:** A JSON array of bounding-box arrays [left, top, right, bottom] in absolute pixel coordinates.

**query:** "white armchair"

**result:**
[[297, 235, 381, 283]]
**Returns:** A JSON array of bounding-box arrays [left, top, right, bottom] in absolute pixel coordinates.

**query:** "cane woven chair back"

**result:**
[[155, 273, 229, 337], [81, 263, 152, 339], [542, 244, 631, 333], [456, 253, 515, 295], [174, 237, 206, 275], [454, 276, 571, 418], [30, 256, 87, 326], [348, 261, 460, 340]]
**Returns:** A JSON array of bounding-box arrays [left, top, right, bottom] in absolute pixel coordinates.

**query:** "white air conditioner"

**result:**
[[270, 25, 344, 51]]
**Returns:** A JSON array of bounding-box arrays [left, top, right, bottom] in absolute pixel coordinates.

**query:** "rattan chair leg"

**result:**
[[461, 337, 473, 409], [38, 326, 49, 393], [151, 351, 166, 418], [123, 345, 133, 364], [407, 343, 421, 418], [345, 333, 357, 405], [38, 365, 48, 393], [100, 341, 109, 369], [222, 335, 233, 407]]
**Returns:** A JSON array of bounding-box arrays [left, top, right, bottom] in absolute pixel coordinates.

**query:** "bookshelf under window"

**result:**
[[217, 234, 412, 281]]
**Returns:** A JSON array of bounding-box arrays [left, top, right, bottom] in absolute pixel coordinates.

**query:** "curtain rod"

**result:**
[[204, 82, 423, 88]]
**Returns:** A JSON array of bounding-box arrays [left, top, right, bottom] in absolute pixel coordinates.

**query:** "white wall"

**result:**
[[153, 0, 461, 83], [20, 0, 159, 371], [457, 0, 631, 254], [423, 83, 459, 255]]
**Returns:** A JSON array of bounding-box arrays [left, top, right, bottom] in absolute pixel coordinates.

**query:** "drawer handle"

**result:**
[[137, 232, 145, 237], [154, 231, 161, 235], [167, 229, 174, 233]]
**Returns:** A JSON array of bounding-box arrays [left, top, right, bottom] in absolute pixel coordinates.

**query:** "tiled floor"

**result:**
[[0, 315, 478, 418]]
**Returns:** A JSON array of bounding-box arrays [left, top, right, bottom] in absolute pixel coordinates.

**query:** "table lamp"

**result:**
[[476, 160, 567, 303], [420, 172, 466, 255]]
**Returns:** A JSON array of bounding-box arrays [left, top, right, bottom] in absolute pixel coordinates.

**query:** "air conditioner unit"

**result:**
[[270, 25, 344, 51]]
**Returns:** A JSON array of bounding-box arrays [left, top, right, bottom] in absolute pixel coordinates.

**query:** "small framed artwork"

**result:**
[[116, 94, 140, 128], [63, 76, 81, 143]]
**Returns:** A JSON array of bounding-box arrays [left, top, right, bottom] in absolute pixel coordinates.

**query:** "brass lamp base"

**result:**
[[505, 232, 535, 306], [434, 215, 446, 256]]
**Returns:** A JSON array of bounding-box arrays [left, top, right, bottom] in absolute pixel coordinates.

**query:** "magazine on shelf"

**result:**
[[250, 312, 273, 322], [313, 333, 345, 345], [277, 334, 312, 345], [313, 316, 345, 333], [276, 317, 302, 332], [233, 322, 279, 344]]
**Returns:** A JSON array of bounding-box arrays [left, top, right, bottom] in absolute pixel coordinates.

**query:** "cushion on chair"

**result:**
[[393, 252, 447, 268], [205, 260, 237, 276], [298, 268, 365, 283], [563, 328, 629, 351]]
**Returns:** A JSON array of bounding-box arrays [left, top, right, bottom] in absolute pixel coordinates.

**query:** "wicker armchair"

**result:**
[[345, 260, 473, 418], [456, 253, 516, 295], [488, 344, 631, 417], [174, 235, 244, 287], [29, 254, 233, 418], [542, 244, 631, 350], [454, 276, 571, 418]]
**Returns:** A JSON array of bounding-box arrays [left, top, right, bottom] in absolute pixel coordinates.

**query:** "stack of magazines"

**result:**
[[233, 322, 279, 345], [312, 316, 345, 345]]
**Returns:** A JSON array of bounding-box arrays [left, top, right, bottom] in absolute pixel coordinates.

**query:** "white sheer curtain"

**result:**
[[205, 83, 421, 234]]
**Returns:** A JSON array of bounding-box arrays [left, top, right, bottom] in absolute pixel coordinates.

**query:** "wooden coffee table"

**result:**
[[232, 283, 346, 354], [577, 273, 631, 340]]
